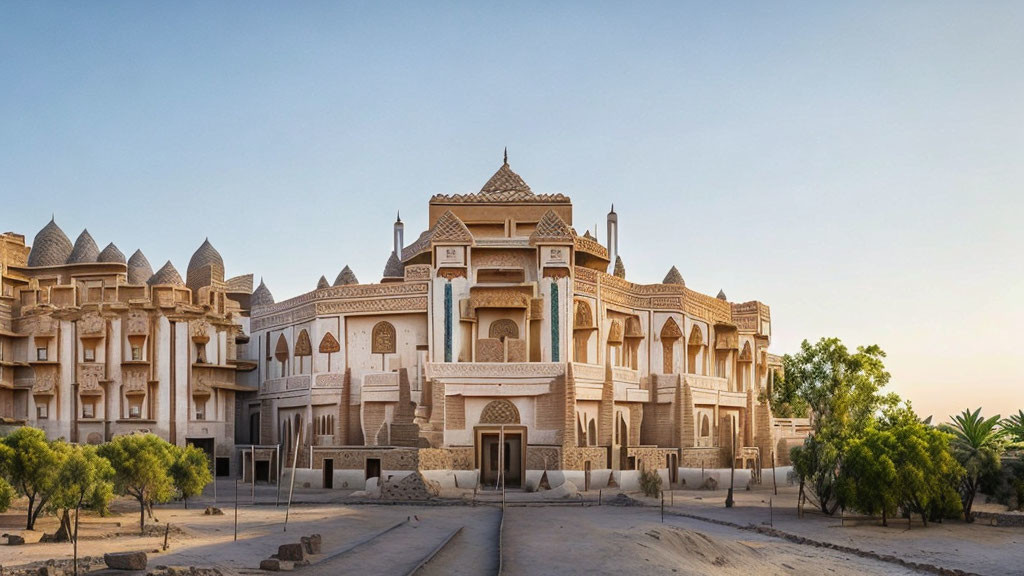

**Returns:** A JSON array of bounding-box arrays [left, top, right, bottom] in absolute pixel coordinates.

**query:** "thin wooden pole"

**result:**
[[251, 445, 256, 505], [284, 430, 301, 532], [233, 478, 239, 542], [276, 444, 282, 507], [771, 449, 778, 496], [73, 505, 80, 576]]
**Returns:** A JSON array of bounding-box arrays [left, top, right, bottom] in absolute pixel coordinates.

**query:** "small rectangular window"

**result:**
[[82, 402, 95, 419], [36, 404, 48, 419], [83, 348, 95, 362], [36, 348, 48, 361], [131, 346, 143, 361], [129, 404, 141, 419], [195, 407, 205, 421]]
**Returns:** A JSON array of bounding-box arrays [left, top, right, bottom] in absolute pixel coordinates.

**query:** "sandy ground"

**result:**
[[0, 478, 1020, 575]]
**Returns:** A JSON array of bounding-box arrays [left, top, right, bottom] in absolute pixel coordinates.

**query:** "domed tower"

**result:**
[[148, 261, 184, 286], [127, 250, 154, 285], [186, 238, 225, 295], [251, 278, 274, 308], [27, 218, 73, 267], [67, 229, 100, 264], [97, 243, 126, 264]]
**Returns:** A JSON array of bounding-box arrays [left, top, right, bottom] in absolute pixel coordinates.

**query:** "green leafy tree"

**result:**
[[1002, 410, 1024, 443], [837, 428, 898, 525], [170, 444, 212, 508], [768, 368, 809, 418], [942, 408, 1004, 521], [1, 427, 66, 529], [0, 444, 15, 514], [786, 338, 895, 515], [50, 444, 114, 576], [878, 405, 963, 525], [98, 434, 176, 534]]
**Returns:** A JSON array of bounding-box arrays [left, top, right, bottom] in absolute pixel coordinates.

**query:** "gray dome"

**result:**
[[186, 238, 225, 291], [382, 251, 403, 278], [97, 242, 126, 264], [716, 289, 727, 301], [67, 229, 100, 264], [251, 279, 274, 307], [27, 218, 73, 267], [333, 265, 359, 286], [316, 275, 330, 290], [662, 266, 684, 285], [148, 261, 184, 287], [127, 250, 153, 284]]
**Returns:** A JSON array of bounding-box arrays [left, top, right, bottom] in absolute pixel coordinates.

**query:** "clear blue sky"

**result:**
[[2, 2, 1022, 421]]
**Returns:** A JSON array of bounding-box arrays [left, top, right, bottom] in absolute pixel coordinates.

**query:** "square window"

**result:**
[[83, 402, 95, 419], [36, 404, 48, 419], [83, 348, 95, 362], [131, 347, 142, 361], [36, 348, 48, 361], [129, 404, 141, 419]]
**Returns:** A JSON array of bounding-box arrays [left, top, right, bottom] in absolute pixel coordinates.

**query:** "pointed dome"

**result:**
[[662, 266, 684, 285], [316, 275, 330, 290], [480, 159, 532, 196], [530, 210, 574, 244], [148, 261, 184, 286], [127, 250, 154, 284], [251, 279, 274, 308], [97, 242, 126, 264], [27, 218, 73, 267], [716, 289, 727, 301], [186, 238, 225, 291], [613, 255, 626, 278], [382, 251, 404, 279], [333, 265, 359, 286], [67, 229, 100, 264]]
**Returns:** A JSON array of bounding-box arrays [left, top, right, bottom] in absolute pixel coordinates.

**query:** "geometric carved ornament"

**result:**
[[294, 329, 312, 357], [488, 319, 519, 341], [318, 332, 340, 354], [479, 399, 520, 425], [371, 321, 396, 355]]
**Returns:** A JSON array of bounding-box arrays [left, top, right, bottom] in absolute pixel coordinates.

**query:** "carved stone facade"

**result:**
[[0, 230, 256, 476], [235, 155, 797, 487]]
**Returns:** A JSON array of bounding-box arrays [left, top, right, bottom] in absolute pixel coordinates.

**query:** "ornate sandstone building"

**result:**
[[0, 225, 255, 475], [249, 155, 792, 490]]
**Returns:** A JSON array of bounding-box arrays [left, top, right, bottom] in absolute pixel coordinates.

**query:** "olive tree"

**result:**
[[98, 433, 176, 534]]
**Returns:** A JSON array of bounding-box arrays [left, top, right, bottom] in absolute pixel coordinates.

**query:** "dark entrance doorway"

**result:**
[[479, 431, 523, 488], [254, 460, 270, 483], [187, 438, 215, 463], [323, 459, 334, 489], [216, 457, 230, 477], [365, 458, 381, 483]]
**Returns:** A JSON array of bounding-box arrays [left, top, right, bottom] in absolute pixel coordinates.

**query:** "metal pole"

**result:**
[[276, 444, 282, 506], [661, 492, 664, 523], [771, 449, 778, 496], [233, 478, 238, 542], [251, 445, 256, 505], [213, 461, 217, 504], [770, 498, 773, 527], [284, 431, 301, 532]]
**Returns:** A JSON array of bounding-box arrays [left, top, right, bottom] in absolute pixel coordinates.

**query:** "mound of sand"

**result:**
[[380, 472, 441, 501]]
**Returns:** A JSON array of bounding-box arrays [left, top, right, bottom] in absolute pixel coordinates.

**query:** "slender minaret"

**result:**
[[393, 211, 404, 260], [606, 204, 618, 266]]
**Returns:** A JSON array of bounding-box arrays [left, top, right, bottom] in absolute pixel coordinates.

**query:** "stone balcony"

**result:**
[[260, 374, 311, 396]]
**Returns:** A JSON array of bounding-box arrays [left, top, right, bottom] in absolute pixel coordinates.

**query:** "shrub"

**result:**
[[639, 469, 662, 498]]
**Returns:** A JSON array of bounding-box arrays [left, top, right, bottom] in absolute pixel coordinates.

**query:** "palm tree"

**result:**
[[943, 408, 1005, 522], [1002, 410, 1024, 443]]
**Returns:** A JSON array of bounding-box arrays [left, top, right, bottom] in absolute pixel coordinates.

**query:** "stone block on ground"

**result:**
[[4, 533, 25, 545], [276, 543, 304, 561], [260, 559, 294, 571], [300, 534, 321, 554], [104, 551, 148, 570], [700, 476, 719, 490], [204, 506, 224, 516], [380, 471, 441, 500]]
